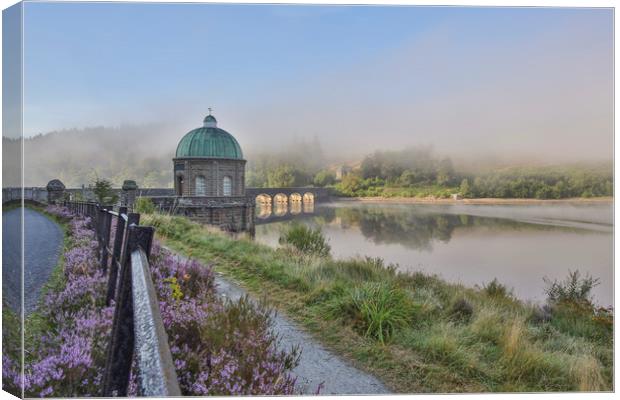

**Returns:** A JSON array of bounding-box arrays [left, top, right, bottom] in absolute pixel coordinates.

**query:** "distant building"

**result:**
[[336, 165, 352, 180], [148, 112, 254, 232], [173, 113, 246, 197]]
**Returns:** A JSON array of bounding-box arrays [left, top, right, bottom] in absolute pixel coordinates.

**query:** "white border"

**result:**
[[0, 1, 616, 400]]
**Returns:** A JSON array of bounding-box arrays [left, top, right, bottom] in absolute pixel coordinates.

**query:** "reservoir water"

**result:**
[[255, 201, 613, 306]]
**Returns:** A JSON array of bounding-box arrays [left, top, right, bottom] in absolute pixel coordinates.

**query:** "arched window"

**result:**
[[223, 176, 232, 196], [195, 175, 206, 196]]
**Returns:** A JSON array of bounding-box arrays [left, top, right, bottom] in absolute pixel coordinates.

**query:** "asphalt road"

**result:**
[[2, 207, 63, 315]]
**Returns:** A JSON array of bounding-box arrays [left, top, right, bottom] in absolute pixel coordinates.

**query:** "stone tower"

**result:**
[[173, 113, 246, 197]]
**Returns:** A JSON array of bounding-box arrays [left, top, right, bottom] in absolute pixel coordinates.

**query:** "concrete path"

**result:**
[[165, 248, 389, 395], [2, 207, 63, 315], [215, 275, 389, 395]]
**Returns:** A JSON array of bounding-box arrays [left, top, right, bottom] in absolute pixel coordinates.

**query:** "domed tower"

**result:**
[[173, 112, 246, 197]]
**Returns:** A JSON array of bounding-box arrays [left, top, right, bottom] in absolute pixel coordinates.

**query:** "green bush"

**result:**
[[135, 197, 155, 214], [334, 282, 414, 344], [450, 298, 474, 322], [313, 170, 336, 187], [92, 177, 118, 205], [279, 223, 331, 257], [543, 270, 599, 306], [483, 278, 512, 299]]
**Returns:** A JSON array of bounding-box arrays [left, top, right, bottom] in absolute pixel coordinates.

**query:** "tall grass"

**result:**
[[135, 197, 155, 214], [278, 223, 331, 257], [330, 282, 413, 344], [142, 212, 613, 393]]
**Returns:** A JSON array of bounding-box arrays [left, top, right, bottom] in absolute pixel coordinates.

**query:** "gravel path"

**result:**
[[165, 248, 389, 395], [2, 207, 63, 314]]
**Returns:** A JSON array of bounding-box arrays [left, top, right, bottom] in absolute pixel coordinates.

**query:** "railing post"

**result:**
[[100, 208, 113, 273], [120, 213, 140, 266], [97, 206, 106, 245], [106, 207, 128, 306]]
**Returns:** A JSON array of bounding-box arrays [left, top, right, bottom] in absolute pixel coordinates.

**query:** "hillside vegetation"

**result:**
[[5, 129, 612, 201], [332, 149, 612, 199]]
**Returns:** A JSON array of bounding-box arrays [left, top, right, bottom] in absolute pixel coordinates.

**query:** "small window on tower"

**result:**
[[223, 176, 232, 196], [195, 175, 206, 196]]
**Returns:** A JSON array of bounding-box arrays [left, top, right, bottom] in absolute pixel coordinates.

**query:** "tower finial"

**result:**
[[203, 110, 217, 127]]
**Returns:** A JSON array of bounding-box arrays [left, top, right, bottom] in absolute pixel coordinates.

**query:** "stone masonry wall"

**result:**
[[173, 158, 246, 197]]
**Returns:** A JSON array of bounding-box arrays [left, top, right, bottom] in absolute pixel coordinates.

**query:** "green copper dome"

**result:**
[[175, 114, 244, 159]]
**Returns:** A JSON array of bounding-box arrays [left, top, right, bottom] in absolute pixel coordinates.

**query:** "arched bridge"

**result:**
[[3, 184, 332, 212], [246, 187, 330, 205]]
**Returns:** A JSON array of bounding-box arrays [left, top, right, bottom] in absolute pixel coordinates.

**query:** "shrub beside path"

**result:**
[[166, 248, 390, 395]]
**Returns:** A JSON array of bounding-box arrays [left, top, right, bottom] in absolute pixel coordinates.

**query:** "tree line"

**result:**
[[332, 148, 612, 199], [4, 129, 612, 199]]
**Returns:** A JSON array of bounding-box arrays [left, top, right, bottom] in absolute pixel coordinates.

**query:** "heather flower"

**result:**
[[6, 206, 299, 397], [149, 247, 299, 395]]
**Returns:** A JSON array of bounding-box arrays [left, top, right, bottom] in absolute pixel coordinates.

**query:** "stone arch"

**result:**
[[256, 194, 272, 205], [257, 203, 272, 219], [274, 193, 288, 204], [290, 193, 302, 202], [303, 192, 315, 203]]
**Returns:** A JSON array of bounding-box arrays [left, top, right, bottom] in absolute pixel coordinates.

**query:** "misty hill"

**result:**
[[2, 125, 612, 197], [4, 124, 177, 188], [2, 125, 329, 188]]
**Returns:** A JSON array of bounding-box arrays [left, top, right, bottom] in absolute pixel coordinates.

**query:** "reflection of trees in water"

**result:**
[[330, 207, 580, 251], [255, 203, 589, 251], [332, 208, 460, 251]]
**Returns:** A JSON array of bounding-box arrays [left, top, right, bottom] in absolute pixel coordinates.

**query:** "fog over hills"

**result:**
[[2, 121, 612, 188], [3, 124, 330, 188]]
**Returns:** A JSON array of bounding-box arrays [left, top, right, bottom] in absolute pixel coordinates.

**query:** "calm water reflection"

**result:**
[[255, 201, 613, 306]]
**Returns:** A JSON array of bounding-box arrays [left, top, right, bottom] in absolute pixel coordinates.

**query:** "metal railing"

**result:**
[[63, 200, 181, 397]]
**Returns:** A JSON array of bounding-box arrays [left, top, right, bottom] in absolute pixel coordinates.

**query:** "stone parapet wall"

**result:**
[[2, 187, 49, 204], [148, 195, 253, 209], [148, 195, 255, 232]]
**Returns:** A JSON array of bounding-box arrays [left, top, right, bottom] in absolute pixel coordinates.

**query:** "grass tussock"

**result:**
[[142, 212, 613, 393], [330, 282, 414, 344], [278, 223, 331, 257]]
